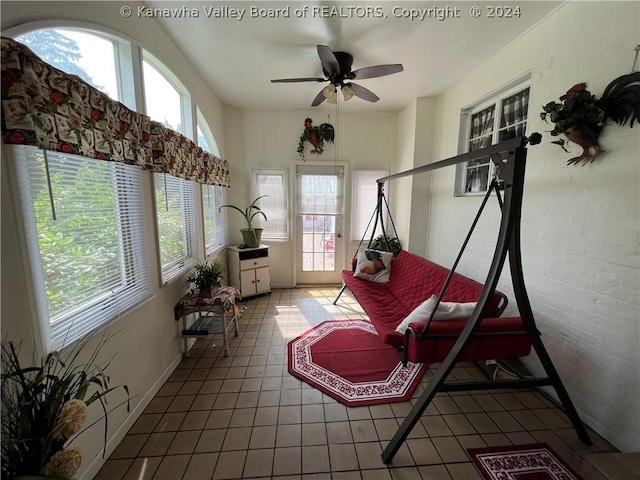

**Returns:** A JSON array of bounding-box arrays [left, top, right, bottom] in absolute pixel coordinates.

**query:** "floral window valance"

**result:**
[[1, 37, 230, 187]]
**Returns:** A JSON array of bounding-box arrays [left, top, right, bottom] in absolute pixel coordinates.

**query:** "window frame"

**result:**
[[252, 168, 289, 241], [351, 169, 389, 242], [455, 77, 531, 196], [197, 110, 226, 255], [11, 145, 152, 352], [6, 23, 226, 350], [202, 184, 227, 255], [153, 173, 201, 285], [142, 54, 202, 284]]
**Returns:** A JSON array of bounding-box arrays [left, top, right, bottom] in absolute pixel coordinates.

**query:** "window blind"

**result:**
[[154, 173, 199, 284], [295, 164, 344, 215], [14, 146, 151, 351], [203, 184, 226, 254], [254, 170, 288, 240], [351, 170, 388, 241]]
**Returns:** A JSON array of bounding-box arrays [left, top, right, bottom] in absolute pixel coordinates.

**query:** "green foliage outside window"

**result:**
[[155, 186, 189, 268], [31, 155, 123, 318]]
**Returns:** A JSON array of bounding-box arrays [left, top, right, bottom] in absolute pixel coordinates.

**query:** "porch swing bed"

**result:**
[[332, 136, 592, 463]]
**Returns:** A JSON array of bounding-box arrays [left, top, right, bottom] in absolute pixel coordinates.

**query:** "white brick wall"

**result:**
[[423, 2, 640, 451]]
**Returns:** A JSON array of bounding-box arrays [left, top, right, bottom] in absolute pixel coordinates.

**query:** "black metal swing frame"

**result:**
[[338, 136, 592, 463]]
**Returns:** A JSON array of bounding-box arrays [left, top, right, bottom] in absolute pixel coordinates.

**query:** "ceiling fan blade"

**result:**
[[271, 77, 326, 83], [348, 83, 380, 103], [350, 64, 404, 80], [317, 45, 340, 76], [311, 89, 327, 107]]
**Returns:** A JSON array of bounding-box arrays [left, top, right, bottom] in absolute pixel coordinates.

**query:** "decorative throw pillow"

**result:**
[[395, 295, 477, 334], [353, 248, 393, 283]]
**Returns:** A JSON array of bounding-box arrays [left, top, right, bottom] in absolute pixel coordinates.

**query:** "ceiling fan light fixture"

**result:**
[[342, 84, 355, 102], [271, 45, 404, 106], [322, 84, 337, 103]]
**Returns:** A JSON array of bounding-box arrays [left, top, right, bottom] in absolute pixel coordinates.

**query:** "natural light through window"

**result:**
[[17, 29, 119, 100], [142, 60, 182, 131]]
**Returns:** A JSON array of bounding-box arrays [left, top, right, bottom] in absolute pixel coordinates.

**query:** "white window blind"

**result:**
[[351, 169, 388, 241], [295, 164, 344, 215], [14, 146, 151, 351], [154, 173, 199, 284], [203, 184, 226, 254], [253, 169, 288, 240]]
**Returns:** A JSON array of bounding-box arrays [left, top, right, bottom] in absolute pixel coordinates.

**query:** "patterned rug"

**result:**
[[468, 443, 584, 480], [287, 319, 426, 406]]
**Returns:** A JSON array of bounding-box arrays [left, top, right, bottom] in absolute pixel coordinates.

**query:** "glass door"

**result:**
[[295, 164, 345, 284]]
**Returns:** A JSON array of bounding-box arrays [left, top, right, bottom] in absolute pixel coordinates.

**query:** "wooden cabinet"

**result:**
[[228, 245, 271, 299]]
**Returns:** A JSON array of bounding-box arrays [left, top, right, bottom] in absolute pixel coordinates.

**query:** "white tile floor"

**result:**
[[95, 288, 620, 480]]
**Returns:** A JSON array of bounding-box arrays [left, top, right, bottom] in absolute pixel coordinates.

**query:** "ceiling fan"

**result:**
[[271, 45, 404, 106]]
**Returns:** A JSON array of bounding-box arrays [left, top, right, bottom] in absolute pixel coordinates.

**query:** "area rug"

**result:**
[[468, 443, 583, 480], [287, 319, 426, 406]]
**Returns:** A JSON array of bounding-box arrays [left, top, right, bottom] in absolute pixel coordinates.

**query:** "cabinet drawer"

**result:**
[[240, 257, 269, 270]]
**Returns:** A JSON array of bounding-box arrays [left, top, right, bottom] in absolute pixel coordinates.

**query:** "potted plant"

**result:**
[[219, 195, 268, 248], [185, 259, 225, 295], [1, 333, 130, 480], [369, 234, 402, 257]]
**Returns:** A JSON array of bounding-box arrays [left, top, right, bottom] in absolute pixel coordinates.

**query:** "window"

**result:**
[[13, 146, 150, 351], [17, 29, 119, 101], [197, 108, 219, 156], [203, 185, 226, 254], [142, 59, 183, 131], [351, 169, 388, 241], [153, 173, 200, 283], [11, 29, 151, 350], [197, 111, 226, 254], [143, 58, 200, 282], [10, 26, 218, 348], [456, 82, 530, 195], [253, 169, 288, 240]]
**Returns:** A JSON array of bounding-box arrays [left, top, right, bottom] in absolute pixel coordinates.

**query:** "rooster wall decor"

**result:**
[[541, 72, 640, 165], [297, 118, 335, 160]]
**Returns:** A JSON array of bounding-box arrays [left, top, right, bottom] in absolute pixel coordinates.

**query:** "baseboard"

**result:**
[[271, 282, 295, 289], [79, 352, 183, 480]]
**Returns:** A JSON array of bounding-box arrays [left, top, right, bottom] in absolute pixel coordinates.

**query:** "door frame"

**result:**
[[292, 161, 348, 286]]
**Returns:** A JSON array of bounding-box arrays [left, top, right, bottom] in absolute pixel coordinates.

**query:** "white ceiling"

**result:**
[[148, 1, 562, 112]]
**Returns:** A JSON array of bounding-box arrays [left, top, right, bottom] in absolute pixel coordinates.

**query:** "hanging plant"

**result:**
[[540, 72, 640, 165], [297, 118, 335, 160]]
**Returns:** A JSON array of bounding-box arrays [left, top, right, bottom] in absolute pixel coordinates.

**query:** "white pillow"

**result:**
[[353, 248, 393, 283], [395, 295, 477, 334]]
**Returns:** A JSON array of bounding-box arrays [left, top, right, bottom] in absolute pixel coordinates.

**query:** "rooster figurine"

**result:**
[[297, 118, 335, 160], [542, 72, 640, 165]]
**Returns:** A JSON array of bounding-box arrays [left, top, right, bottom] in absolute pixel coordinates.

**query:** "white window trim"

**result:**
[[153, 173, 201, 285], [203, 184, 227, 255], [351, 169, 389, 242], [11, 145, 152, 352], [455, 75, 531, 196], [252, 168, 290, 241], [6, 22, 220, 350], [197, 108, 220, 156]]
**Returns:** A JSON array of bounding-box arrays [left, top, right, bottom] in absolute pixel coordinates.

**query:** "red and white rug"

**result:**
[[287, 319, 426, 406], [468, 443, 583, 480]]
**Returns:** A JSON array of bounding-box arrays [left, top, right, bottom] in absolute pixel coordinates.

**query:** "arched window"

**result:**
[[7, 25, 223, 349], [11, 28, 150, 351], [142, 56, 200, 283], [197, 108, 227, 254]]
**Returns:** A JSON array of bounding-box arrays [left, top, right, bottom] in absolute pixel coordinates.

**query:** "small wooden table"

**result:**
[[174, 286, 240, 357]]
